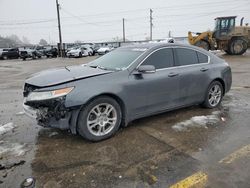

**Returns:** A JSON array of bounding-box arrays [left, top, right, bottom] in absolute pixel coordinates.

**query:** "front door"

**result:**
[[127, 48, 180, 118]]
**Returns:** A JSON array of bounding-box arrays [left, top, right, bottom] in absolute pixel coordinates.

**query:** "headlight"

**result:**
[[27, 87, 74, 101]]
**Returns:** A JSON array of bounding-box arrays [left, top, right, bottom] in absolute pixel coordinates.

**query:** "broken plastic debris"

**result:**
[[221, 117, 226, 122], [21, 177, 35, 188]]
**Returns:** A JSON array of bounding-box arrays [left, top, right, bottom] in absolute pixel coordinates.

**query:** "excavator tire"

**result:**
[[194, 40, 210, 51], [228, 38, 248, 55]]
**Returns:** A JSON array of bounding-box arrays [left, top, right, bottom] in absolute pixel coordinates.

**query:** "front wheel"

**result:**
[[77, 96, 122, 141], [202, 81, 223, 108]]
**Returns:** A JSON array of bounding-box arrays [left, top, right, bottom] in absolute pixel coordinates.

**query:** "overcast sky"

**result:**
[[0, 0, 249, 44]]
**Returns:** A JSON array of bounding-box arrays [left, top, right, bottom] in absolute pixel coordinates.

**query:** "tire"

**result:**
[[77, 96, 122, 141], [79, 52, 82, 58], [194, 40, 210, 51], [228, 38, 248, 55], [224, 50, 232, 55], [202, 81, 223, 108], [22, 57, 26, 61]]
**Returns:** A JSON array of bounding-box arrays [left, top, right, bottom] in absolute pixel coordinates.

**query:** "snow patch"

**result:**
[[16, 111, 25, 116], [0, 141, 27, 157], [0, 122, 15, 135], [172, 113, 220, 132]]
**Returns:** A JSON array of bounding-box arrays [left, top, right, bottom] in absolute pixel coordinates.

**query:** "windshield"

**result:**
[[88, 49, 145, 70]]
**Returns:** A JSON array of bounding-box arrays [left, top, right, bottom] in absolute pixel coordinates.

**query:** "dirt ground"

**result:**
[[0, 51, 250, 188]]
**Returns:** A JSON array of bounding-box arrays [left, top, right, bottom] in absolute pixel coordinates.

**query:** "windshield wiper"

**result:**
[[89, 65, 97, 68]]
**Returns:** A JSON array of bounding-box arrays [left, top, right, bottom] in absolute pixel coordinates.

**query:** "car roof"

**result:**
[[119, 42, 208, 53]]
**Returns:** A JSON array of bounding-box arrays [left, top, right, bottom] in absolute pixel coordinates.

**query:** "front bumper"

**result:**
[[67, 53, 79, 57], [23, 98, 80, 134], [23, 103, 37, 119]]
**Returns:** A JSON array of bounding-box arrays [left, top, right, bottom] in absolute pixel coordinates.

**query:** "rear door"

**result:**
[[174, 47, 210, 105]]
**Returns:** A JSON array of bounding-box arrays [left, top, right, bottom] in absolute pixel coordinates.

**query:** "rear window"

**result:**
[[175, 48, 198, 66], [197, 51, 208, 63]]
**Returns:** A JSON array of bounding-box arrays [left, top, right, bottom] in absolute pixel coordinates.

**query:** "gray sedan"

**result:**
[[23, 43, 232, 141]]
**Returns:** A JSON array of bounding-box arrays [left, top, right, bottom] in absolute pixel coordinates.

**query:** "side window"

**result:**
[[175, 48, 198, 66], [197, 51, 208, 63], [142, 48, 174, 69]]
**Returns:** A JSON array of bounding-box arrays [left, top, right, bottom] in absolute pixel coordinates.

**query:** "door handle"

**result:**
[[200, 67, 209, 72], [168, 72, 179, 77]]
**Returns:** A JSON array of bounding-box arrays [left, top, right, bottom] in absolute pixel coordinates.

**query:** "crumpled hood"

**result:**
[[25, 65, 112, 87]]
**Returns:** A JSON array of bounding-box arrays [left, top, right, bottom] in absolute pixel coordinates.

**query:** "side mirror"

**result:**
[[136, 65, 156, 74]]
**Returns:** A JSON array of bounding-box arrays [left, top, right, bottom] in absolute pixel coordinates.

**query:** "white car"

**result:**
[[66, 47, 88, 58], [81, 45, 94, 56], [97, 46, 113, 55]]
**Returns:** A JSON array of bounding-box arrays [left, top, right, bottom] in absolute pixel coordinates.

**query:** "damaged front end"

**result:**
[[23, 83, 80, 133]]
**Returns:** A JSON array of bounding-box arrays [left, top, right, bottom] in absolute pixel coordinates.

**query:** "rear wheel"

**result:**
[[77, 96, 122, 141], [228, 38, 247, 55], [202, 81, 223, 108], [79, 52, 82, 57], [194, 40, 210, 51]]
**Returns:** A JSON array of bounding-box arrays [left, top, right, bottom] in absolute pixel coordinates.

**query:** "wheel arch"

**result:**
[[78, 93, 127, 127], [211, 78, 225, 95]]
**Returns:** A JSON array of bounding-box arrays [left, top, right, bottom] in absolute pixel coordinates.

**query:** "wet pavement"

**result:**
[[0, 52, 250, 188]]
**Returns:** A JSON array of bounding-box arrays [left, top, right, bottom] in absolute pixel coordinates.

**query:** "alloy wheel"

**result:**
[[208, 84, 222, 107], [87, 103, 117, 136]]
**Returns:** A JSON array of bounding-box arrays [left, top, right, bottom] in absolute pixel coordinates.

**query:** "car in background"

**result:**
[[81, 45, 94, 56], [97, 46, 113, 55], [66, 47, 89, 58], [0, 48, 19, 60], [19, 48, 43, 60], [44, 47, 58, 58], [23, 43, 231, 141]]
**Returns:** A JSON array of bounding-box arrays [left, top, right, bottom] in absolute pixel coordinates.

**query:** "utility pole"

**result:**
[[150, 9, 153, 41], [56, 0, 63, 57], [122, 18, 125, 42]]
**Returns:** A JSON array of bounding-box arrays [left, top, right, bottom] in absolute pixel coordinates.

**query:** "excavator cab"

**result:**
[[213, 16, 236, 39]]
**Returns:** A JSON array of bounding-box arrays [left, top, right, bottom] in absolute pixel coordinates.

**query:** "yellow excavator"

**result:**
[[188, 16, 250, 55]]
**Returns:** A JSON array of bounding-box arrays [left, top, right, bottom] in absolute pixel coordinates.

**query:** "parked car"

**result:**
[[66, 47, 89, 58], [23, 43, 232, 141], [44, 47, 58, 58], [0, 48, 19, 60], [19, 48, 43, 60], [97, 46, 113, 55], [81, 45, 94, 56]]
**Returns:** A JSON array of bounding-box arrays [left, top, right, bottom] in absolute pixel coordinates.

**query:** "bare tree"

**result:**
[[39, 39, 48, 46], [22, 36, 30, 45]]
